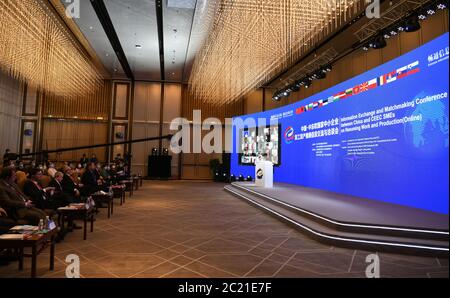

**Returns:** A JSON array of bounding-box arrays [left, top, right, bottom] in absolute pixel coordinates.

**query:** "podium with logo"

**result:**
[[255, 160, 273, 188]]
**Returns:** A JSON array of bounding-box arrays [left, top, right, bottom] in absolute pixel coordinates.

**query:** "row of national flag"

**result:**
[[295, 60, 420, 115]]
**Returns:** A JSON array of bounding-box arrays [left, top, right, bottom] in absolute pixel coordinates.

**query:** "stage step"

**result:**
[[224, 184, 449, 255], [230, 183, 448, 241]]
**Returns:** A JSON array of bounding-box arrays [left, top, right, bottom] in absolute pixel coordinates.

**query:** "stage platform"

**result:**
[[225, 182, 449, 255]]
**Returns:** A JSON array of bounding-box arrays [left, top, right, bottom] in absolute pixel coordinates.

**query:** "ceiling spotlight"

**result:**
[[398, 25, 405, 32], [362, 45, 369, 51], [273, 96, 279, 101], [303, 79, 311, 88], [291, 85, 300, 92], [390, 30, 398, 36], [437, 2, 447, 10], [418, 11, 427, 20], [314, 70, 326, 80], [405, 17, 421, 32], [383, 32, 391, 39], [323, 64, 332, 72], [427, 8, 436, 15], [372, 35, 387, 49], [283, 91, 289, 96]]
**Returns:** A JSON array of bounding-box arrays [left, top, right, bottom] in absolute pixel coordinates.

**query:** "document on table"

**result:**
[[0, 234, 24, 240], [10, 225, 38, 231]]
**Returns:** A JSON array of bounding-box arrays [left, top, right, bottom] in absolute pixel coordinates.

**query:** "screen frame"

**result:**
[[238, 123, 282, 167]]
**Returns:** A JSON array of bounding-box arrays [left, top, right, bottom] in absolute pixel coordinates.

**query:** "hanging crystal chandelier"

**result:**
[[189, 0, 364, 105], [0, 0, 103, 97]]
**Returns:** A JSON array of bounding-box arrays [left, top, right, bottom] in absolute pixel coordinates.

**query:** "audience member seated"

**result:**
[[2, 149, 17, 167], [49, 172, 79, 204], [79, 154, 89, 168], [114, 153, 124, 164], [47, 163, 57, 178], [62, 166, 82, 200], [90, 154, 98, 164], [23, 168, 66, 210], [0, 206, 15, 234], [0, 168, 46, 225], [81, 162, 101, 196]]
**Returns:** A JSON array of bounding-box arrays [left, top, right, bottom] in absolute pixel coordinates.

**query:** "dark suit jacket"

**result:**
[[48, 179, 63, 193], [81, 170, 98, 196], [23, 180, 48, 209], [0, 180, 27, 212], [61, 174, 78, 195]]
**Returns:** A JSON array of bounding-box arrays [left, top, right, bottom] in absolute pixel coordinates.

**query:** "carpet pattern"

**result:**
[[0, 181, 448, 278]]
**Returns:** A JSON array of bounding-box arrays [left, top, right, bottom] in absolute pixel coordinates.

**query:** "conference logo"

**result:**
[[284, 126, 295, 144]]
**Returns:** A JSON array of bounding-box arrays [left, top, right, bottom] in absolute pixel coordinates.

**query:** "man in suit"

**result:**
[[79, 154, 89, 168], [0, 206, 15, 234], [23, 168, 64, 210], [81, 162, 100, 196], [48, 172, 77, 204], [61, 166, 82, 200], [49, 171, 81, 230], [0, 168, 47, 225]]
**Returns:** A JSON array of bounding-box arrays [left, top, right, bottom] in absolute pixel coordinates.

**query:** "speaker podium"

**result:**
[[255, 160, 273, 188]]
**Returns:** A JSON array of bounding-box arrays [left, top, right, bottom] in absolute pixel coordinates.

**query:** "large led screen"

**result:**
[[231, 33, 449, 214]]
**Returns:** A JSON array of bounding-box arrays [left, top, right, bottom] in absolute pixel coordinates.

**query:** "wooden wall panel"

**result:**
[[42, 119, 107, 162], [23, 85, 38, 116], [131, 123, 160, 176], [131, 82, 163, 176], [43, 80, 111, 120], [134, 82, 161, 122], [163, 84, 181, 123], [244, 89, 263, 114], [0, 70, 22, 155], [113, 83, 129, 120]]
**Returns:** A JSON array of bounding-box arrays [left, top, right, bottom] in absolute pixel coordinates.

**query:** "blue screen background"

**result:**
[[231, 33, 449, 214]]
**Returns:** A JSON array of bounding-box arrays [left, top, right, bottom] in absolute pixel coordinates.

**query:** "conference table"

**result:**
[[92, 193, 114, 219], [57, 204, 95, 240], [0, 227, 58, 278]]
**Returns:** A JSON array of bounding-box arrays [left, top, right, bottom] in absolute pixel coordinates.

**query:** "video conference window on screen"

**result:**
[[239, 125, 280, 166]]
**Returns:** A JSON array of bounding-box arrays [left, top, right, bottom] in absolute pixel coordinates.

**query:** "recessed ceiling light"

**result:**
[[89, 26, 94, 31]]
